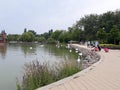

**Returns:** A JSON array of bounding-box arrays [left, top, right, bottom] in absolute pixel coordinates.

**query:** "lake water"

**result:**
[[0, 44, 77, 90]]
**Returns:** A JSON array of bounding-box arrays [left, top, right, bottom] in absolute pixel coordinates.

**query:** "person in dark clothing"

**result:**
[[97, 45, 101, 51]]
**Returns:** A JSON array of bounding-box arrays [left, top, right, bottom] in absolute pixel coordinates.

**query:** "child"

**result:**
[[104, 47, 109, 52], [97, 45, 101, 51]]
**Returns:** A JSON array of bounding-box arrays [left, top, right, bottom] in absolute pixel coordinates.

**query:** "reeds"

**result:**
[[17, 60, 81, 90]]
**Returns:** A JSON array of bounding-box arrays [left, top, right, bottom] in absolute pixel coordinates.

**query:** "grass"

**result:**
[[17, 60, 81, 90]]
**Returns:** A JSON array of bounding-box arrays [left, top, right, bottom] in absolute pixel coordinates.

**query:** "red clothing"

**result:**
[[104, 47, 109, 52]]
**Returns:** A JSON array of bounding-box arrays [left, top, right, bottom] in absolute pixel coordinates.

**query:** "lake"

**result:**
[[0, 43, 77, 90]]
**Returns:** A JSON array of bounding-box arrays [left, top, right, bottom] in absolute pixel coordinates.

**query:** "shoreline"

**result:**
[[70, 44, 100, 69], [36, 44, 101, 90]]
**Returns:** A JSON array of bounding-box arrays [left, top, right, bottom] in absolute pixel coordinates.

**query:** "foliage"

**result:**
[[24, 28, 27, 33], [17, 60, 81, 90], [76, 14, 99, 40], [47, 37, 56, 44], [70, 10, 120, 44], [58, 61, 80, 79], [37, 36, 46, 42], [96, 29, 106, 43], [20, 32, 35, 42], [7, 34, 21, 41], [28, 30, 37, 36], [51, 30, 63, 40], [109, 25, 119, 44], [100, 44, 120, 49]]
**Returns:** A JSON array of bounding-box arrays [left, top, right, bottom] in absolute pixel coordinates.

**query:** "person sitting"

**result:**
[[91, 47, 99, 52], [104, 47, 109, 52], [97, 45, 101, 51]]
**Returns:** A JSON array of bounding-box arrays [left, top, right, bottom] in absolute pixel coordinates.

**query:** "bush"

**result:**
[[47, 38, 56, 44], [100, 44, 120, 49], [17, 60, 81, 90]]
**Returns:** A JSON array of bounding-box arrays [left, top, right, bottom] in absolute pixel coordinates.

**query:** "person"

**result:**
[[97, 45, 101, 51], [92, 41, 100, 51], [104, 47, 109, 52], [95, 47, 99, 51], [87, 41, 90, 47], [91, 46, 99, 51], [95, 41, 99, 48], [90, 41, 95, 47]]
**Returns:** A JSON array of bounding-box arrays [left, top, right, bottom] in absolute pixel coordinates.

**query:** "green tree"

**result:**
[[78, 14, 99, 40], [72, 29, 81, 41], [20, 32, 35, 42], [41, 32, 50, 40], [119, 32, 120, 44], [51, 30, 63, 40], [97, 29, 106, 43], [7, 34, 21, 41], [109, 25, 119, 44], [38, 37, 46, 42], [47, 37, 55, 44], [99, 11, 115, 33], [58, 31, 67, 43], [48, 29, 53, 36], [28, 30, 36, 36], [24, 28, 27, 33]]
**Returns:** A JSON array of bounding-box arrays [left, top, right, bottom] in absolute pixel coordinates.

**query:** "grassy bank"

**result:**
[[17, 60, 81, 90]]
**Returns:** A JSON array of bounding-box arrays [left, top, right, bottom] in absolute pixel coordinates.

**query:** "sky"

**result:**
[[0, 0, 120, 34]]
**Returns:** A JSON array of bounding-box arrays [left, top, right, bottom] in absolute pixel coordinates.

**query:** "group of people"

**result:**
[[87, 41, 100, 51], [87, 41, 109, 52]]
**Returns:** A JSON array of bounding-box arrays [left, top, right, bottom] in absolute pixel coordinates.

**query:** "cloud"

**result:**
[[0, 0, 120, 34]]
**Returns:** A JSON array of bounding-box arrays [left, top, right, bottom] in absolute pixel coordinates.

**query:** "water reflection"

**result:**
[[20, 44, 37, 57], [0, 44, 77, 61], [0, 43, 7, 59], [0, 44, 79, 90], [44, 45, 78, 61]]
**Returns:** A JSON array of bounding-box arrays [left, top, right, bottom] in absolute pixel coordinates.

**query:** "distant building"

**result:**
[[0, 30, 7, 43]]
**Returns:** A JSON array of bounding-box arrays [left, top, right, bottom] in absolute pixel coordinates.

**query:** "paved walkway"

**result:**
[[37, 44, 120, 90]]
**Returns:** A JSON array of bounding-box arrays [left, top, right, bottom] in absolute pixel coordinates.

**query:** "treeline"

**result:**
[[75, 10, 120, 44], [7, 10, 120, 44]]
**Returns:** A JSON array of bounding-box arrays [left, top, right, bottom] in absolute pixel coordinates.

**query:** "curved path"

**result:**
[[37, 44, 120, 90]]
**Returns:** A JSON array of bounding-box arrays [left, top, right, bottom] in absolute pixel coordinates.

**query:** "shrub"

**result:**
[[47, 38, 56, 44], [17, 60, 81, 90], [100, 44, 120, 49]]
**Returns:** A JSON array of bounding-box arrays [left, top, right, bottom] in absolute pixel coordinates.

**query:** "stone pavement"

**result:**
[[37, 44, 120, 90]]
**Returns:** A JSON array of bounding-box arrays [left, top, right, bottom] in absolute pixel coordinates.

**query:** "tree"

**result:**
[[109, 25, 119, 44], [41, 32, 49, 40], [67, 10, 120, 44], [48, 29, 53, 36], [24, 28, 27, 33], [38, 37, 46, 42], [47, 37, 55, 44], [72, 29, 81, 41], [51, 30, 62, 40], [73, 14, 99, 40], [97, 29, 106, 43], [7, 34, 21, 41], [20, 32, 35, 42], [28, 30, 36, 36]]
